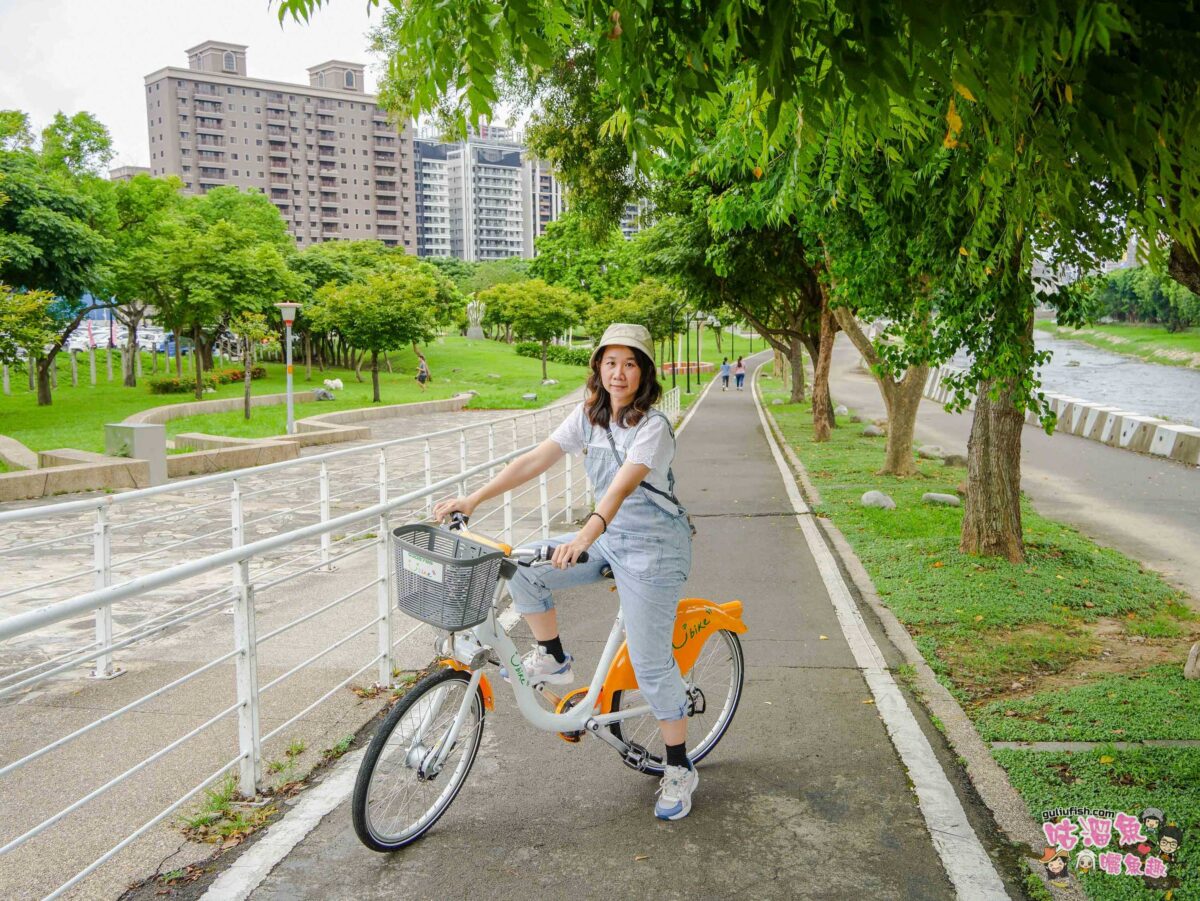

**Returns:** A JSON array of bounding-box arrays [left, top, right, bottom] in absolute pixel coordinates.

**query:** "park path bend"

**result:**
[[240, 357, 1023, 901]]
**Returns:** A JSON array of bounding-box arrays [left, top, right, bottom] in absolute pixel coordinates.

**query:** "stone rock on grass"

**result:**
[[861, 490, 896, 510], [943, 454, 968, 468], [313, 388, 335, 401], [542, 378, 559, 385], [834, 404, 848, 415], [862, 424, 884, 438], [1186, 642, 1200, 680], [522, 393, 538, 401], [488, 373, 502, 379], [849, 414, 863, 423], [917, 445, 945, 460], [771, 398, 784, 405], [922, 492, 961, 507]]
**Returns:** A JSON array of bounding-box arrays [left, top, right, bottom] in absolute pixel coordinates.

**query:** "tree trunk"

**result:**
[[106, 347, 113, 382], [70, 350, 78, 387], [193, 324, 205, 401], [960, 379, 1025, 561], [541, 341, 549, 380], [811, 300, 837, 441], [354, 350, 364, 382], [123, 323, 139, 387], [152, 345, 159, 375], [304, 331, 313, 381], [174, 330, 183, 377], [35, 353, 54, 405], [714, 327, 723, 353], [879, 372, 927, 476], [243, 336, 253, 420], [788, 337, 806, 404], [383, 351, 393, 373], [371, 350, 381, 403]]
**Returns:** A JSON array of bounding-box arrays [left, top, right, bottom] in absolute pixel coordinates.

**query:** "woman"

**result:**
[[432, 323, 698, 821], [415, 353, 430, 391], [719, 357, 731, 391], [733, 356, 746, 391]]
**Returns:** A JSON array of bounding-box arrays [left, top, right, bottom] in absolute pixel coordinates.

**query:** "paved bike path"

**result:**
[[241, 357, 1019, 900]]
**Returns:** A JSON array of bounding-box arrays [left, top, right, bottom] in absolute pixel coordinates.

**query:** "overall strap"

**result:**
[[603, 411, 684, 513]]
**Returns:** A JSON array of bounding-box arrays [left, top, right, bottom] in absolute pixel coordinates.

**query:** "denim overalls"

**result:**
[[507, 410, 694, 721]]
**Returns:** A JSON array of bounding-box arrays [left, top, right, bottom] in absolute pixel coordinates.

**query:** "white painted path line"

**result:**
[[199, 748, 365, 901], [751, 368, 1010, 900]]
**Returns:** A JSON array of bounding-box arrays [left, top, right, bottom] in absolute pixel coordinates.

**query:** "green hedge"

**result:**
[[147, 366, 266, 395], [514, 341, 592, 367]]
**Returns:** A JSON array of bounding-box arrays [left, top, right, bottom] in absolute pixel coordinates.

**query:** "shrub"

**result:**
[[514, 341, 592, 366], [147, 366, 266, 394]]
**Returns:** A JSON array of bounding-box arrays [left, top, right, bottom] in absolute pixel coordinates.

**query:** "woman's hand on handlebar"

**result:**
[[550, 534, 594, 570], [432, 495, 475, 524]]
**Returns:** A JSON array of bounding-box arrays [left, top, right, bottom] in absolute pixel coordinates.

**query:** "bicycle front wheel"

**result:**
[[352, 667, 485, 851], [609, 628, 744, 776]]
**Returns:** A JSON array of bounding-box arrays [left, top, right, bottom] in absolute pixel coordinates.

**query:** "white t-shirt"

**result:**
[[550, 404, 677, 505]]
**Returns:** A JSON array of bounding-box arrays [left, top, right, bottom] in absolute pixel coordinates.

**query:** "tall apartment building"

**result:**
[[414, 125, 570, 261], [144, 41, 417, 250]]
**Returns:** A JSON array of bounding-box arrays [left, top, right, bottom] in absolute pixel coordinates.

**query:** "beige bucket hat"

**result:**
[[591, 323, 655, 364]]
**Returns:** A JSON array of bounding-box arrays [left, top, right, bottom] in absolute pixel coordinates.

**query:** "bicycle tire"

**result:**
[[352, 667, 485, 851], [609, 628, 744, 776]]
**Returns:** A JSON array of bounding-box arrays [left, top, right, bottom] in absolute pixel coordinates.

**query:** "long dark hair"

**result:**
[[585, 347, 662, 429]]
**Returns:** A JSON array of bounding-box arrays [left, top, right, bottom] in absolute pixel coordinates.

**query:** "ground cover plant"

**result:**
[[760, 376, 1200, 900], [0, 337, 580, 453], [1036, 322, 1200, 369]]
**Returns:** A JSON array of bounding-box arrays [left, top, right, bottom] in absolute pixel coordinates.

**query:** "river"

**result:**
[[954, 332, 1200, 427]]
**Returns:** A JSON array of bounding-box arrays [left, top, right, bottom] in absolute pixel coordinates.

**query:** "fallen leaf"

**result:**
[[819, 634, 828, 640], [932, 561, 945, 568], [974, 614, 984, 622], [954, 81, 976, 102], [862, 699, 875, 705], [1099, 755, 1114, 764], [635, 854, 650, 861], [1064, 84, 1073, 104]]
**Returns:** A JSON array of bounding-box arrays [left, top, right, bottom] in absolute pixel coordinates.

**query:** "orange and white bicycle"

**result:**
[[351, 514, 747, 851]]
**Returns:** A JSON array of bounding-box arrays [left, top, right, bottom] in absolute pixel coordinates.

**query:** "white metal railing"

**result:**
[[0, 387, 678, 901]]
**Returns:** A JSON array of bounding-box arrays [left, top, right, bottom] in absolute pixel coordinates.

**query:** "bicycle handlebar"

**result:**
[[445, 511, 588, 565]]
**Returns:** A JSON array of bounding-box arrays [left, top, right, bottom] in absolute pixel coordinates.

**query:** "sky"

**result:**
[[0, 0, 390, 168]]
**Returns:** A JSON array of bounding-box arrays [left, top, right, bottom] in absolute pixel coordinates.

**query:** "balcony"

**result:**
[[317, 129, 336, 141], [320, 177, 337, 188], [318, 162, 337, 173], [269, 159, 290, 173], [196, 135, 225, 147], [318, 146, 337, 159], [194, 84, 220, 97]]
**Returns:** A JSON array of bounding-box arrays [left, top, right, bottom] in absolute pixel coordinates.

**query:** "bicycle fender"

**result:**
[[438, 659, 494, 711], [599, 599, 746, 713]]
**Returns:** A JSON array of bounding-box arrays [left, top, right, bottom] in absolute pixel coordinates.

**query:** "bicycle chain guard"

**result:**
[[555, 687, 591, 743]]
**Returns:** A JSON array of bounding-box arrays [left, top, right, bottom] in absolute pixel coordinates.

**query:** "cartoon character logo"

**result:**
[[1040, 847, 1071, 883], [1158, 825, 1183, 863], [1141, 807, 1164, 835], [1075, 849, 1096, 873]]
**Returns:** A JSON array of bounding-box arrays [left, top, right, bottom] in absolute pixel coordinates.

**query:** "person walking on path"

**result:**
[[720, 357, 731, 391], [733, 356, 746, 391], [415, 353, 430, 391], [433, 323, 700, 821]]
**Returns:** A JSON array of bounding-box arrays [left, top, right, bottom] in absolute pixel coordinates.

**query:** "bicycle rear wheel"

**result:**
[[609, 628, 744, 776], [352, 667, 485, 851]]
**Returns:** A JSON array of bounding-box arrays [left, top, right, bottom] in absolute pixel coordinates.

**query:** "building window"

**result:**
[[317, 73, 325, 87], [344, 71, 355, 89], [224, 51, 236, 71]]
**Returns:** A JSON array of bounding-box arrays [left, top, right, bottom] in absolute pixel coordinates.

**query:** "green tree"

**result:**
[[503, 280, 579, 379], [106, 174, 183, 386], [0, 111, 34, 152], [310, 268, 440, 402], [587, 278, 680, 358], [40, 111, 114, 177], [229, 311, 272, 419], [0, 143, 114, 405], [530, 213, 639, 302], [0, 283, 57, 366]]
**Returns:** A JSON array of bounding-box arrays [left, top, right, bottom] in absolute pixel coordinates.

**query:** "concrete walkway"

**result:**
[[827, 335, 1200, 603], [232, 357, 1024, 900]]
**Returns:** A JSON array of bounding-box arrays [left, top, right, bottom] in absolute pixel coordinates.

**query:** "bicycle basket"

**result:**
[[392, 524, 504, 630]]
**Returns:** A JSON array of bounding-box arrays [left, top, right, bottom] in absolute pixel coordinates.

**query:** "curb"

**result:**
[[756, 377, 1085, 901]]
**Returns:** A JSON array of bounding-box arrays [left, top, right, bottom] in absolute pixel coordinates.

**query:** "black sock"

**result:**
[[665, 742, 690, 769], [539, 635, 566, 664]]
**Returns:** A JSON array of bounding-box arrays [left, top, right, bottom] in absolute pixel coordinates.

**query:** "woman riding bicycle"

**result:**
[[433, 323, 699, 820]]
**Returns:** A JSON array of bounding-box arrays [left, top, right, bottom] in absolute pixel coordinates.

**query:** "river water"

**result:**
[[954, 333, 1200, 427]]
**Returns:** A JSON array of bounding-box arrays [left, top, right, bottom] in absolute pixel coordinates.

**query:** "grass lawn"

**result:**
[[1037, 320, 1200, 368], [760, 375, 1200, 900], [0, 338, 584, 454]]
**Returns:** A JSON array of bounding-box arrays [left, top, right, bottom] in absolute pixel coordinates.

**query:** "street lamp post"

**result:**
[[276, 302, 301, 435]]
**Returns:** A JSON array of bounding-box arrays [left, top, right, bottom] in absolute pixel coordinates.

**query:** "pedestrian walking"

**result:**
[[415, 353, 430, 392], [433, 322, 700, 820], [734, 356, 746, 391], [720, 357, 731, 391]]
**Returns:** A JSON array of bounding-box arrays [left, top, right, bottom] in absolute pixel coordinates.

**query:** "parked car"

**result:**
[[155, 337, 191, 357]]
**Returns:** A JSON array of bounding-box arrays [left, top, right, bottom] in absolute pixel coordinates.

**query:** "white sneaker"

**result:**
[[654, 765, 699, 820], [499, 645, 574, 686]]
